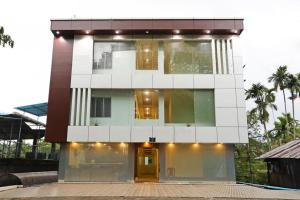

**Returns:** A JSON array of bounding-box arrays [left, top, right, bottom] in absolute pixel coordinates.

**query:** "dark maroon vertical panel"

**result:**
[[45, 36, 73, 142]]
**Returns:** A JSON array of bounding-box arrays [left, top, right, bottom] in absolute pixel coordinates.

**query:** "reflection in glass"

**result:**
[[65, 143, 130, 182], [135, 90, 159, 119], [93, 42, 135, 70], [164, 41, 212, 74], [164, 144, 228, 179], [164, 90, 215, 125], [136, 40, 158, 70]]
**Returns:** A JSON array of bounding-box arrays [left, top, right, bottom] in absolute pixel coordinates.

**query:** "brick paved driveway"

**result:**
[[0, 183, 299, 199]]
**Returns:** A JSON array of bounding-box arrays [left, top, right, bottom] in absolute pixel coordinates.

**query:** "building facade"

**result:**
[[46, 19, 247, 183]]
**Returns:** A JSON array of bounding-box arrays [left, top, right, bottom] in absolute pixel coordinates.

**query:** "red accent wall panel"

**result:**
[[45, 36, 74, 142]]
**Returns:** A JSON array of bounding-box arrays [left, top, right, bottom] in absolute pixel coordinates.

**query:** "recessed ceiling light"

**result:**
[[115, 30, 120, 34], [204, 30, 211, 34], [144, 90, 150, 95], [56, 31, 60, 35], [85, 30, 90, 34], [174, 30, 180, 34], [231, 29, 238, 34], [145, 30, 149, 34]]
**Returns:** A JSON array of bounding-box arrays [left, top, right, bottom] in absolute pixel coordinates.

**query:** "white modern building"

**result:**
[[46, 19, 247, 182]]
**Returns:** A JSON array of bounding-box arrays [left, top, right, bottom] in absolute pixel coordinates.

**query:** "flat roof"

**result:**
[[50, 18, 243, 36]]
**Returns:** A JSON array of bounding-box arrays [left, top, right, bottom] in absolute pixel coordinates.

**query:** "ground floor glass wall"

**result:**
[[60, 143, 133, 182], [59, 143, 235, 182], [159, 144, 235, 181]]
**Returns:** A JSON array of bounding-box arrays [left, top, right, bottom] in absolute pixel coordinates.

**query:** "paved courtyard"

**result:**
[[0, 183, 300, 200]]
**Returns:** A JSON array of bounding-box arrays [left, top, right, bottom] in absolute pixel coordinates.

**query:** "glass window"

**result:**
[[164, 90, 194, 123], [91, 97, 111, 117], [135, 90, 159, 119], [162, 144, 233, 181], [64, 143, 130, 182], [164, 90, 215, 125], [93, 42, 135, 70], [164, 41, 212, 74], [136, 40, 158, 70]]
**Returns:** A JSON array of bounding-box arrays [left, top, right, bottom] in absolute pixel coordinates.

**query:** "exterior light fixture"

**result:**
[[145, 30, 149, 34], [56, 31, 60, 35], [85, 30, 90, 34], [95, 142, 102, 147], [231, 29, 238, 34], [120, 142, 126, 147], [144, 90, 150, 95], [71, 142, 78, 147], [204, 30, 211, 34], [174, 30, 180, 34], [115, 30, 121, 34]]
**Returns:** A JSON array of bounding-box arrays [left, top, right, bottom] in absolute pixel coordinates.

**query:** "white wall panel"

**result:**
[[111, 74, 131, 88], [215, 75, 235, 88], [239, 127, 249, 143], [152, 74, 173, 88], [235, 75, 244, 89], [174, 127, 195, 143], [233, 56, 243, 74], [153, 126, 174, 143], [88, 126, 109, 142], [196, 127, 217, 143], [132, 74, 152, 88], [193, 75, 214, 88], [215, 89, 237, 107], [217, 127, 239, 143], [110, 126, 131, 142], [70, 88, 76, 126], [91, 74, 112, 88], [173, 75, 193, 88], [237, 107, 247, 126], [131, 126, 152, 142], [215, 107, 238, 126], [71, 75, 91, 88], [67, 126, 88, 142], [72, 35, 93, 75], [236, 89, 246, 107]]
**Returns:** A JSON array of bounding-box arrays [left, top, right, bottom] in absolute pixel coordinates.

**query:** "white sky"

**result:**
[[0, 0, 300, 125]]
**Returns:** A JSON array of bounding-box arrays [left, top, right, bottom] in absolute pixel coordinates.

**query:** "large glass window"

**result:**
[[164, 41, 213, 74], [164, 90, 215, 125], [64, 143, 131, 182], [93, 42, 135, 70], [161, 144, 234, 181], [135, 90, 159, 119], [136, 40, 158, 70], [90, 97, 111, 117]]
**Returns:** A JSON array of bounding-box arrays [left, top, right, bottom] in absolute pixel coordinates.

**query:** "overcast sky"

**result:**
[[0, 0, 300, 124]]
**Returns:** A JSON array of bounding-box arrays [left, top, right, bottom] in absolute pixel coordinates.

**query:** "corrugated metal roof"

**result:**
[[257, 139, 300, 159]]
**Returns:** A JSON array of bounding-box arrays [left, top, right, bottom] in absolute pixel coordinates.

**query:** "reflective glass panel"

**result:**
[[164, 41, 212, 74]]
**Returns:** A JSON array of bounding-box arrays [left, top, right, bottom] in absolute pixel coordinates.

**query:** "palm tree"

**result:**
[[246, 83, 277, 149], [268, 66, 289, 114], [286, 74, 300, 139], [269, 113, 295, 145]]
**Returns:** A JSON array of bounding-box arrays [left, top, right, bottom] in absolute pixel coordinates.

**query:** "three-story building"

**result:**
[[46, 19, 247, 183]]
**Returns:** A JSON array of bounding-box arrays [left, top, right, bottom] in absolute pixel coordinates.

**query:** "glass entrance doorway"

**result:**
[[135, 145, 159, 182]]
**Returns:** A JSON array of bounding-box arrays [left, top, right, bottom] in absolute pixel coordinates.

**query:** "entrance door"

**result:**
[[135, 146, 159, 182]]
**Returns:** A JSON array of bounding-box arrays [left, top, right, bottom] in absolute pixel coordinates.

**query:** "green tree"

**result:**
[[245, 83, 277, 149], [269, 113, 299, 146], [268, 66, 289, 114], [235, 112, 268, 184], [0, 26, 14, 48], [286, 74, 300, 139]]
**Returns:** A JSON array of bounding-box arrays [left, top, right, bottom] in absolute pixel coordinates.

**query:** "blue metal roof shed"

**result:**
[[15, 103, 48, 117]]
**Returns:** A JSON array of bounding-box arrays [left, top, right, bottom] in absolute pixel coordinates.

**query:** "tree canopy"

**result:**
[[0, 26, 14, 48]]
